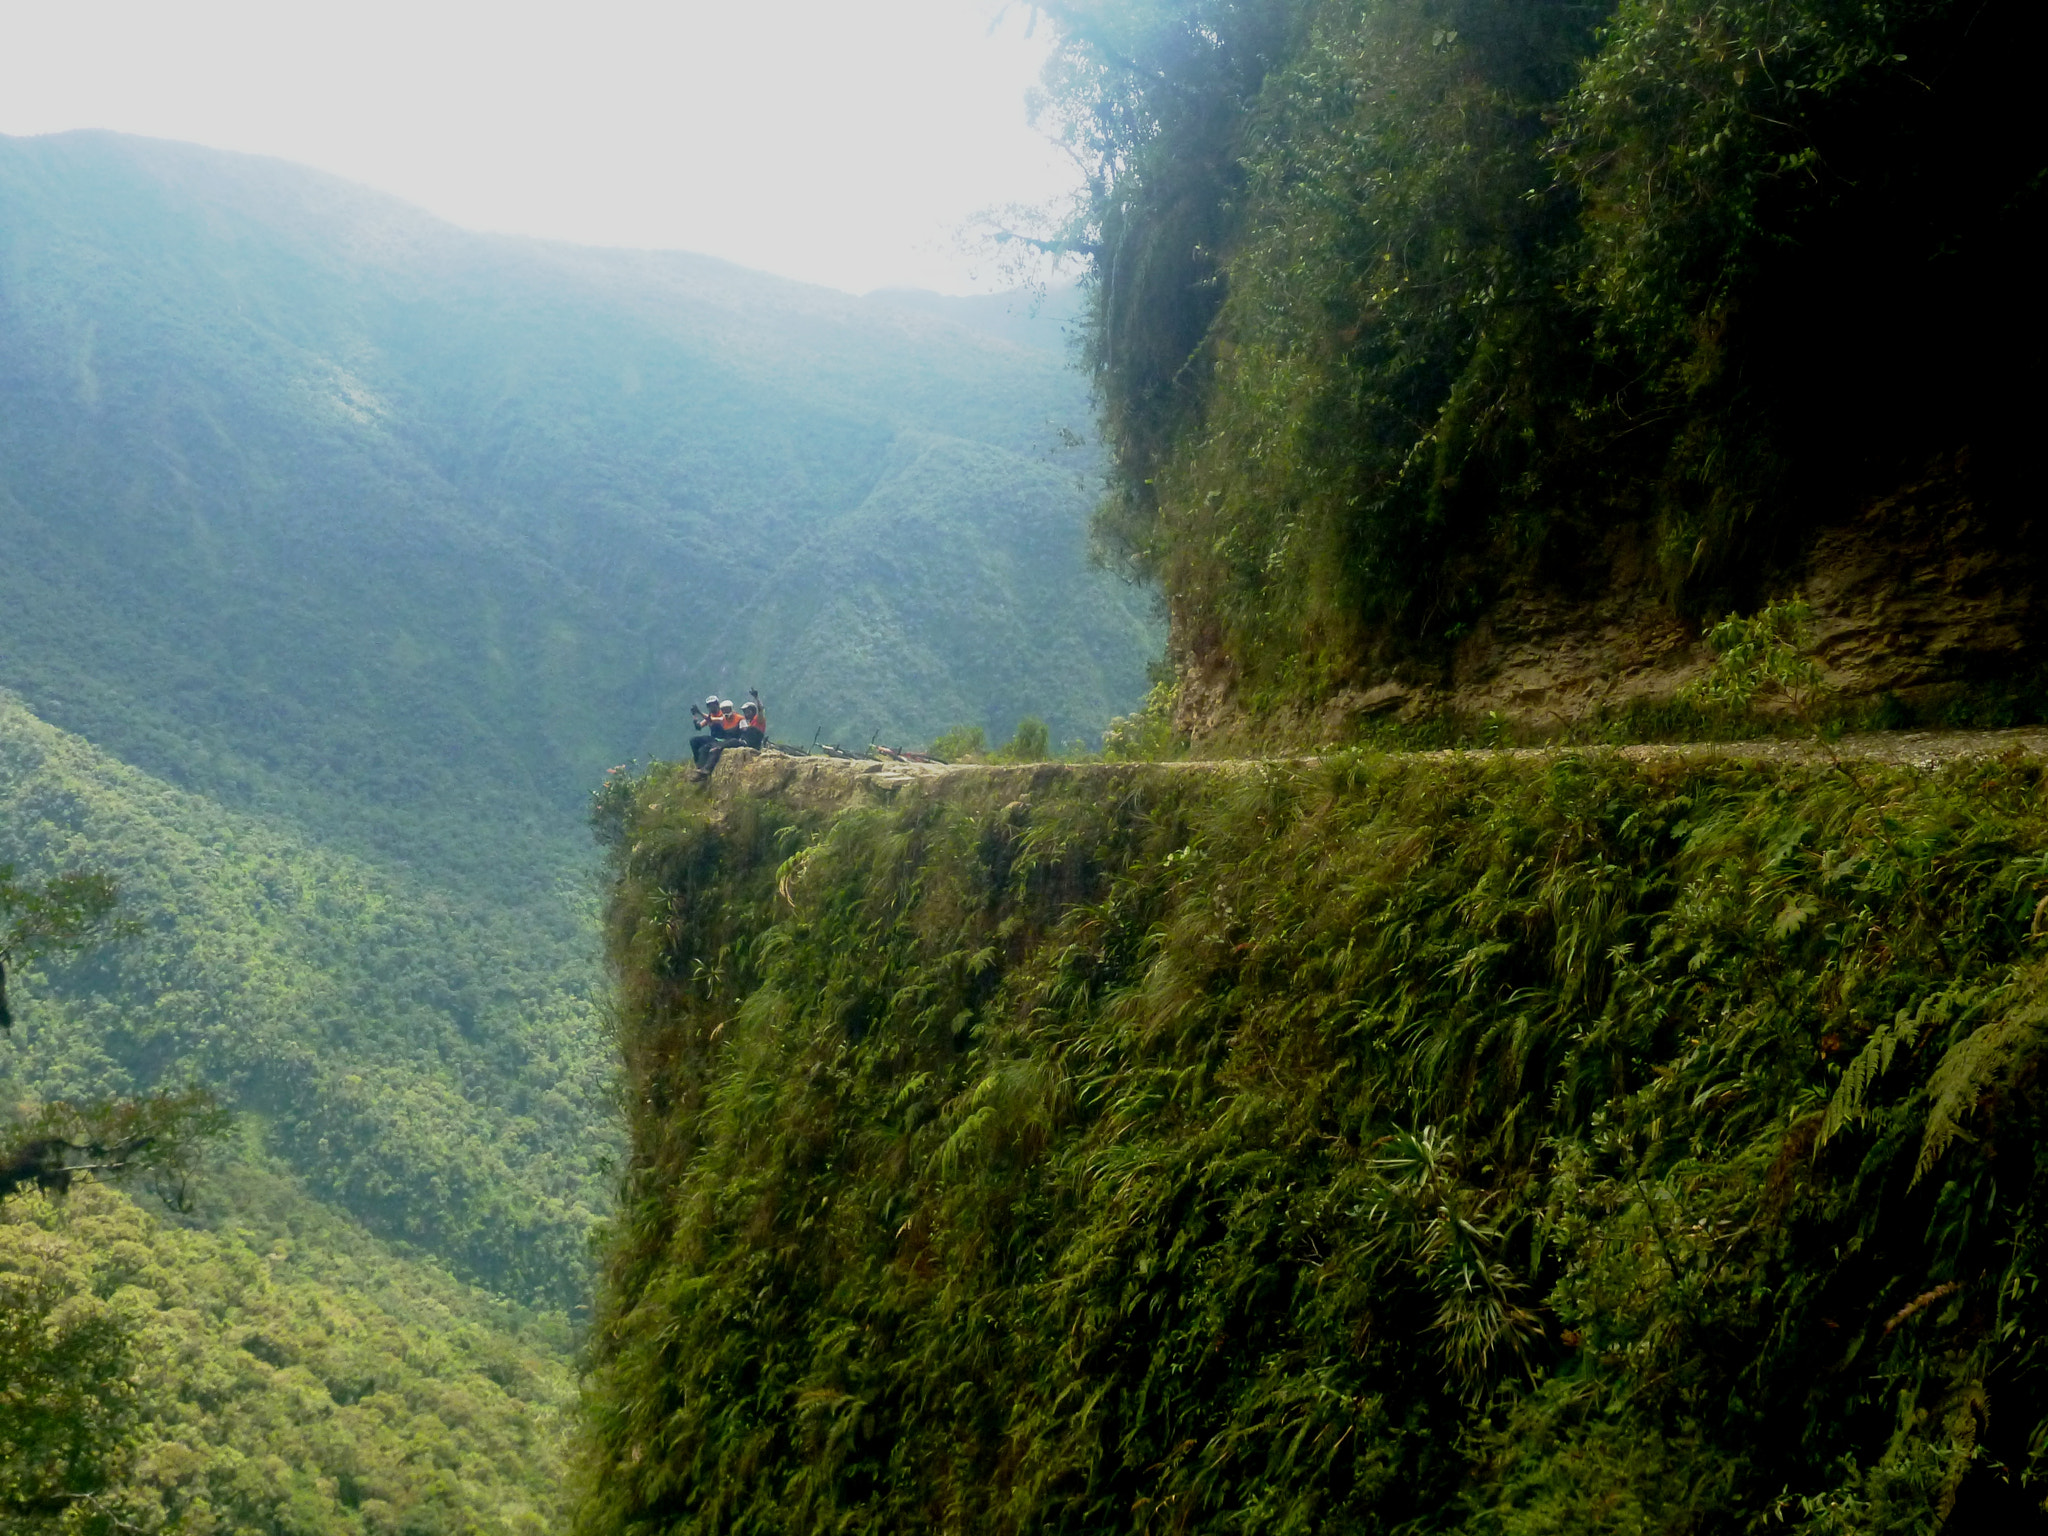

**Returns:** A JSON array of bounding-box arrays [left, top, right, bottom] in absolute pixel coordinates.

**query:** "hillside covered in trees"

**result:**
[[1020, 0, 2046, 729], [0, 127, 1157, 889], [0, 126, 1162, 1297], [14, 1, 2048, 1528], [0, 697, 606, 1307], [4, 1162, 574, 1536], [0, 127, 1160, 1532]]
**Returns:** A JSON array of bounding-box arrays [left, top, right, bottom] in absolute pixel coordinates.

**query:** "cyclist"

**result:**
[[688, 693, 726, 768], [737, 690, 767, 749]]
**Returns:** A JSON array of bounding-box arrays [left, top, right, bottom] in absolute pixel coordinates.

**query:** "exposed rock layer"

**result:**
[[1177, 460, 2041, 745]]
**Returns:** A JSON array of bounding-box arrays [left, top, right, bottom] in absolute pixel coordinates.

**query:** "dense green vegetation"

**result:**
[[1024, 0, 2045, 700], [0, 118, 1159, 1295], [0, 713, 580, 1536], [720, 435, 1156, 752], [1, 858, 125, 1032], [585, 748, 2048, 1531], [0, 127, 1155, 1308], [0, 127, 1161, 1532], [0, 129, 1156, 874], [2, 1162, 572, 1536], [0, 696, 606, 1306], [18, 38, 2042, 1534]]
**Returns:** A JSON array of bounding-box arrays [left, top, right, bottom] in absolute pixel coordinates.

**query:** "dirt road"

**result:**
[[728, 727, 2048, 796]]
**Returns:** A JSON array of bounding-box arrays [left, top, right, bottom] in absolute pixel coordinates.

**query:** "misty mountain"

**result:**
[[0, 130, 1155, 1304], [0, 130, 1156, 887]]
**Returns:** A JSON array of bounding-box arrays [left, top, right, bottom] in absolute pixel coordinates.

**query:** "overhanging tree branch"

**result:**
[[0, 863, 131, 1031], [991, 228, 1103, 258]]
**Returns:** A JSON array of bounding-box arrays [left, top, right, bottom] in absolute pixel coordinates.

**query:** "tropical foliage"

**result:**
[[584, 748, 2048, 1531], [0, 698, 607, 1307], [0, 861, 126, 1032], [0, 129, 1157, 1306], [1027, 0, 2045, 700], [0, 858, 570, 1536], [1, 1166, 572, 1536]]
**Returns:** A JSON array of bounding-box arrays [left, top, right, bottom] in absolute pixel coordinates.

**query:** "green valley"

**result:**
[[0, 128, 1157, 894], [0, 125, 1158, 1295], [4, 1164, 572, 1536], [0, 124, 1158, 1535], [0, 695, 605, 1307]]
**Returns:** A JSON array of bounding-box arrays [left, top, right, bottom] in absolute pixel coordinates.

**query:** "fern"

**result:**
[[587, 744, 2048, 1536], [1821, 1007, 1922, 1145], [1915, 965, 2048, 1184]]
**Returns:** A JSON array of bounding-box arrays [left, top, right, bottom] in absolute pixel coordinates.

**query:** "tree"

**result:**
[[1, 859, 226, 1209], [996, 716, 1052, 762], [0, 1256, 145, 1536], [1, 1090, 232, 1212], [0, 864, 127, 1032], [0, 859, 227, 1532]]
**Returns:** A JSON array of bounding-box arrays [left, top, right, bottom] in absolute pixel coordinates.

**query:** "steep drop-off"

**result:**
[[585, 748, 2048, 1533], [0, 129, 1157, 1312], [0, 128, 1157, 894]]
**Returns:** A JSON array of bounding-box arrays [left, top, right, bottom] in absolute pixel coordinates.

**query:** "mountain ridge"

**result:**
[[0, 128, 1156, 892], [0, 128, 1153, 1307]]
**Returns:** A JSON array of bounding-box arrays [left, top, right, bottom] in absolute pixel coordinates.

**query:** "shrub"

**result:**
[[925, 725, 988, 763], [1101, 679, 1184, 761], [992, 716, 1050, 763]]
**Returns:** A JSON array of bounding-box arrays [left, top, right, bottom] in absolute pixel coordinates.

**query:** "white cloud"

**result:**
[[0, 0, 1078, 293]]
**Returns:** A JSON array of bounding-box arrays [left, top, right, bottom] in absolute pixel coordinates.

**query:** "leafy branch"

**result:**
[[0, 862, 136, 1032], [2, 1089, 233, 1211], [1679, 598, 1830, 726]]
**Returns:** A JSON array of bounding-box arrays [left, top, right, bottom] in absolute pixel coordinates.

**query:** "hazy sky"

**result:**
[[0, 0, 1077, 294]]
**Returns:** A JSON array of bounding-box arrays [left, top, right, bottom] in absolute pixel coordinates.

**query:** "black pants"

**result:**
[[690, 732, 723, 767], [697, 728, 763, 775]]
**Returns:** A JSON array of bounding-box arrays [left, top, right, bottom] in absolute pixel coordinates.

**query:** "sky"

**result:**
[[0, 0, 1079, 295]]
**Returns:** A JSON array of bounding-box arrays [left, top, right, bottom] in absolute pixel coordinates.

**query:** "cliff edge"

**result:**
[[578, 744, 2048, 1533]]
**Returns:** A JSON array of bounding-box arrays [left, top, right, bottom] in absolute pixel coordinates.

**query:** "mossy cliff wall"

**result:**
[[580, 750, 2048, 1534]]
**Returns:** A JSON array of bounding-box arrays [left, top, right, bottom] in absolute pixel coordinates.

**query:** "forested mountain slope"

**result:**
[[0, 129, 1158, 1310], [0, 129, 1157, 895], [1026, 0, 2047, 733], [4, 1164, 576, 1536], [0, 694, 604, 1307], [713, 434, 1154, 743]]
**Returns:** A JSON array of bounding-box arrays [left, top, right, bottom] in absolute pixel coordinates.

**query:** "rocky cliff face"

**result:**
[[1176, 456, 2042, 745]]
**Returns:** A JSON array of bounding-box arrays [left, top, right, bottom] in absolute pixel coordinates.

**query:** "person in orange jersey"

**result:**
[[737, 690, 767, 748], [695, 693, 768, 778]]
